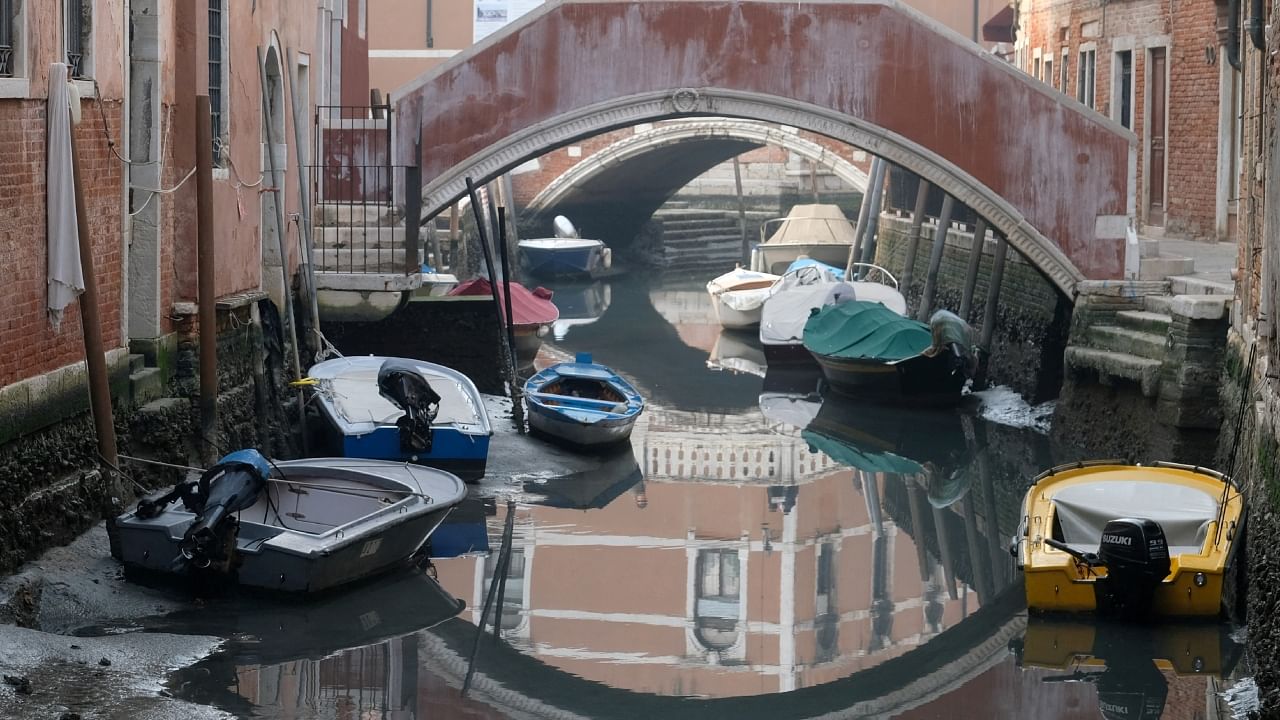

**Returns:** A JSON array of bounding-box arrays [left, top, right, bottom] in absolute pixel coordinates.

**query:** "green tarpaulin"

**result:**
[[802, 428, 924, 475], [802, 301, 931, 360]]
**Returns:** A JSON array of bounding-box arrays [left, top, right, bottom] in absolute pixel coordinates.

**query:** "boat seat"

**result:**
[[531, 391, 629, 414]]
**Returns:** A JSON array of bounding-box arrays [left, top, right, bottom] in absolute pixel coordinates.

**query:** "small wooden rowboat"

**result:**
[[1012, 461, 1245, 618], [112, 451, 467, 594], [524, 353, 645, 447]]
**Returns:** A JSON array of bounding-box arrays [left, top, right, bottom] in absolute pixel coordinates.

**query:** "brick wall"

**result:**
[[1017, 0, 1226, 240], [0, 98, 125, 389]]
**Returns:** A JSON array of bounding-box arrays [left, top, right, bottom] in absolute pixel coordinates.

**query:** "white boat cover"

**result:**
[[709, 332, 766, 376], [1052, 480, 1219, 553], [707, 267, 779, 295], [519, 238, 604, 250], [720, 286, 774, 312], [765, 204, 857, 246], [314, 358, 482, 433], [760, 272, 856, 345], [851, 282, 908, 316]]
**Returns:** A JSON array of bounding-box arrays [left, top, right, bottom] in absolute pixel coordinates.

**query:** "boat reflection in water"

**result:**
[[1013, 618, 1243, 720], [707, 329, 768, 377], [549, 280, 612, 341], [162, 568, 468, 718]]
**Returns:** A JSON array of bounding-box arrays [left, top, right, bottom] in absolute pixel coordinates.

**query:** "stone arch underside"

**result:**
[[522, 119, 872, 242], [395, 0, 1136, 295]]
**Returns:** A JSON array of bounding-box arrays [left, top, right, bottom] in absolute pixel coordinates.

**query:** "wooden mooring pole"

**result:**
[[974, 235, 1009, 389], [959, 216, 989, 321], [899, 178, 931, 293], [916, 194, 955, 322], [857, 160, 888, 272], [465, 178, 518, 401], [848, 157, 881, 277], [733, 155, 749, 265], [195, 96, 218, 464]]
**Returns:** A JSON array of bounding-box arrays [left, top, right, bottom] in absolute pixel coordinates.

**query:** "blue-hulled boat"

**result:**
[[308, 356, 492, 479], [524, 353, 645, 447], [518, 238, 612, 278]]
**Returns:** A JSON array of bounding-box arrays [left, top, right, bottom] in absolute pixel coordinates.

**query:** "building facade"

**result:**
[[0, 0, 369, 573], [1013, 0, 1240, 241]]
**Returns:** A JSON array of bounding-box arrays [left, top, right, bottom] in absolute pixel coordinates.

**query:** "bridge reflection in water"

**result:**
[[191, 274, 1238, 719]]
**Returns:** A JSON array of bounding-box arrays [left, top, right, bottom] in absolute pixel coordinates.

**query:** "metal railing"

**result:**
[[310, 103, 421, 275], [0, 0, 14, 78]]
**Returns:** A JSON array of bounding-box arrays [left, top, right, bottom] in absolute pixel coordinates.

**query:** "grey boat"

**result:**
[[111, 450, 466, 593]]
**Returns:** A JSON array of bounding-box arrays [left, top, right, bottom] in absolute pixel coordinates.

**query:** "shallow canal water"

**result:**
[[168, 274, 1242, 719]]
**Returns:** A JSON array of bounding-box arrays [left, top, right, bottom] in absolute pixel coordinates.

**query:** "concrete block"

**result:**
[[1139, 239, 1162, 258], [1138, 255, 1195, 280], [1170, 294, 1229, 321], [1143, 295, 1176, 314], [129, 368, 166, 407]]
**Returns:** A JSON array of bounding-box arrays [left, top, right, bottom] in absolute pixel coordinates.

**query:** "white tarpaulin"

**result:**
[[760, 273, 855, 346], [1052, 480, 1218, 553], [46, 62, 83, 329], [764, 204, 858, 246]]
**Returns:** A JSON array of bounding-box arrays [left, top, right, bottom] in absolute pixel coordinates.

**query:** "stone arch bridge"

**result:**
[[394, 0, 1136, 295]]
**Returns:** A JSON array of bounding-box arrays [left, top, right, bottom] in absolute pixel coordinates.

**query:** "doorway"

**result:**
[[1146, 47, 1168, 227]]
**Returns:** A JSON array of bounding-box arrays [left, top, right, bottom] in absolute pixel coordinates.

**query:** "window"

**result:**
[[1060, 48, 1069, 93], [1077, 48, 1096, 108], [1033, 57, 1041, 82], [694, 549, 741, 651], [1114, 50, 1133, 129], [64, 0, 91, 79], [1045, 58, 1054, 89], [0, 0, 14, 78], [209, 0, 227, 165]]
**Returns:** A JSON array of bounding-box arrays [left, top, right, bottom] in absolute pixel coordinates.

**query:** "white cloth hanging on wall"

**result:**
[[46, 62, 83, 330]]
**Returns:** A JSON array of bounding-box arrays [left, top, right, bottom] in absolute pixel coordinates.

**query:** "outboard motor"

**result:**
[[378, 359, 441, 453], [179, 449, 271, 571], [1096, 517, 1171, 619]]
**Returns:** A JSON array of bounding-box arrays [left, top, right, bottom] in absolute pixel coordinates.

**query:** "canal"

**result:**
[[167, 273, 1243, 719]]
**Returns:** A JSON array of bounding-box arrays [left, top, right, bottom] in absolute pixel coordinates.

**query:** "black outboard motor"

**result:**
[[1095, 517, 1171, 619], [378, 359, 441, 453], [179, 450, 271, 571]]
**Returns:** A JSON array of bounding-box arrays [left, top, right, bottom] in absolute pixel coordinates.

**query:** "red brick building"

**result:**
[[1014, 0, 1240, 241]]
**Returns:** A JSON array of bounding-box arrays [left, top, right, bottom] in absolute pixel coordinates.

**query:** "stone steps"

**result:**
[[1064, 347, 1163, 397], [1144, 295, 1176, 315], [316, 247, 411, 274], [129, 367, 165, 407], [664, 233, 746, 248], [1089, 325, 1168, 359], [314, 226, 407, 250], [653, 209, 734, 222], [314, 203, 401, 227], [1115, 309, 1173, 335]]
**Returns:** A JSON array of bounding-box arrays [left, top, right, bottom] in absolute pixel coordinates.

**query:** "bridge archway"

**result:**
[[524, 119, 871, 232], [396, 0, 1135, 295]]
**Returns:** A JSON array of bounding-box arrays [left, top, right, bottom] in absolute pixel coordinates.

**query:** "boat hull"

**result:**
[[519, 242, 607, 279], [810, 351, 967, 406], [319, 422, 491, 480], [762, 341, 818, 366], [527, 403, 638, 447]]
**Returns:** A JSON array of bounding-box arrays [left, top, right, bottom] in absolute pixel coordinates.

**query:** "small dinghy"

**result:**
[[706, 267, 780, 330], [308, 356, 492, 479], [1012, 461, 1245, 618], [111, 451, 467, 593], [524, 352, 645, 447], [751, 204, 858, 275]]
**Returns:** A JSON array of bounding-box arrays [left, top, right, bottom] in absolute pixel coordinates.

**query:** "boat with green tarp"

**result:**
[[802, 301, 975, 405]]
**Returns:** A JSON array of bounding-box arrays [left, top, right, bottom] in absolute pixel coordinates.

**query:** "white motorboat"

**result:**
[[111, 451, 467, 593], [760, 259, 907, 364], [706, 267, 780, 330]]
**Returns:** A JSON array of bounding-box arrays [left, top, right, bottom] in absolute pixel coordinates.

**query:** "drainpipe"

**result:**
[[1226, 0, 1242, 70], [120, 0, 131, 344], [1248, 0, 1265, 51]]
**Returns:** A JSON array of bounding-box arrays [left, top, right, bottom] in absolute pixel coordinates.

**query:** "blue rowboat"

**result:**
[[518, 238, 612, 279], [524, 353, 645, 447], [308, 356, 492, 480]]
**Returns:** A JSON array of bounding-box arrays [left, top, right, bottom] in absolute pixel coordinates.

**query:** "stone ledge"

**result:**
[[1170, 294, 1230, 321], [0, 349, 130, 445], [1074, 279, 1170, 298]]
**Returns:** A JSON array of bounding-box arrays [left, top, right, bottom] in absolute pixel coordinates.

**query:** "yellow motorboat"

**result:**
[[1012, 461, 1245, 618]]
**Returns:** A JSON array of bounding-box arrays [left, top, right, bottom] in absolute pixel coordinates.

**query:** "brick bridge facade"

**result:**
[[394, 0, 1135, 295]]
